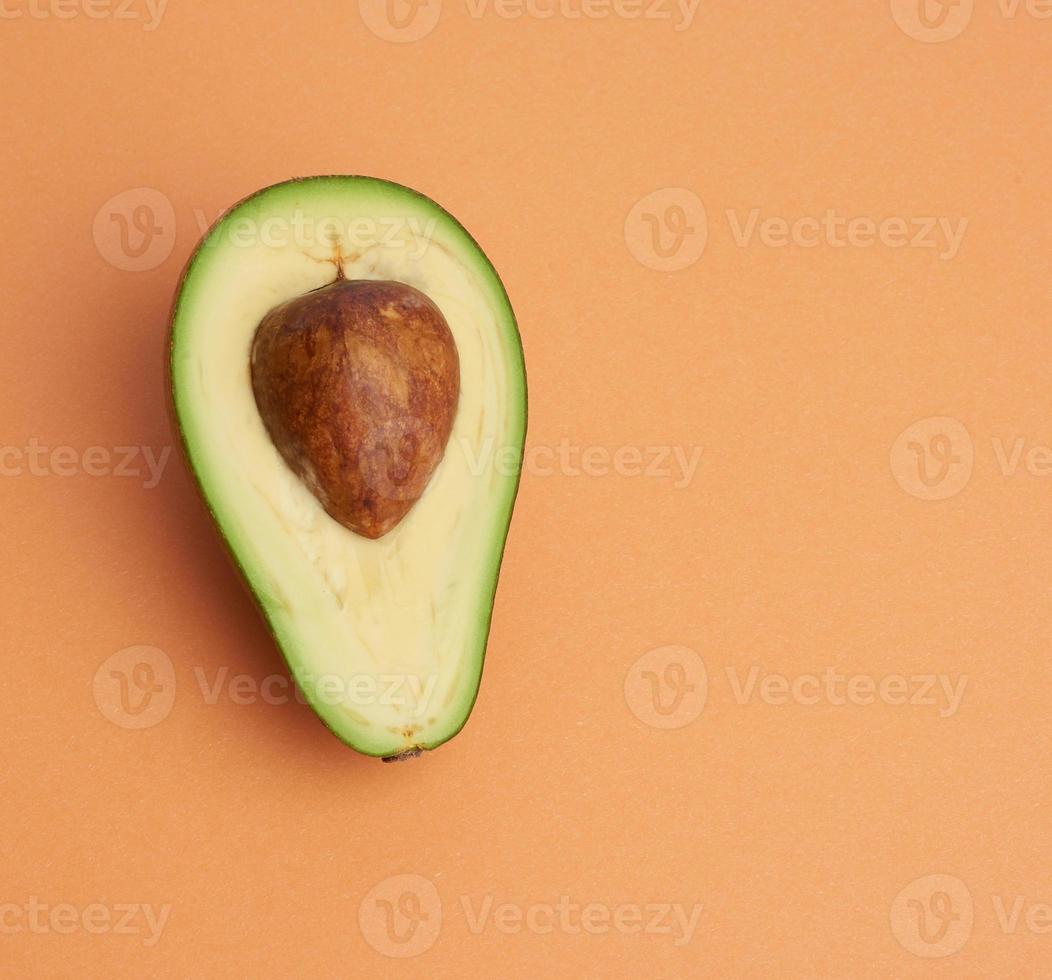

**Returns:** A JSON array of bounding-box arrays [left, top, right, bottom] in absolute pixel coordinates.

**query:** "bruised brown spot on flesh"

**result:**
[[250, 280, 460, 539], [381, 747, 424, 763]]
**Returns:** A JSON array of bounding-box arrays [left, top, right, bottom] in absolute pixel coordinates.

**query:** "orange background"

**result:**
[[3, 0, 1052, 975]]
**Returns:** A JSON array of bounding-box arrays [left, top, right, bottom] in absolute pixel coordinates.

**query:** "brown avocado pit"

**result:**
[[250, 278, 460, 540]]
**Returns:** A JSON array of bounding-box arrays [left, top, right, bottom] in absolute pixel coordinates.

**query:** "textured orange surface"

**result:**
[[2, 1, 1052, 976]]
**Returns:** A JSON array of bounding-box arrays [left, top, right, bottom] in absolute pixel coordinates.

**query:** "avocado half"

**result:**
[[169, 176, 527, 759]]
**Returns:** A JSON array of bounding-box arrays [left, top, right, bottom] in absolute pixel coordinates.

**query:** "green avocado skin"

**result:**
[[168, 176, 527, 759]]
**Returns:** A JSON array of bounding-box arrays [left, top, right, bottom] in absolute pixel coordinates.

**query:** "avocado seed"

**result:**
[[250, 279, 460, 539]]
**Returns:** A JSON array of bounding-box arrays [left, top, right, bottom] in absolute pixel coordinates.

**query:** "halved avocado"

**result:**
[[169, 176, 527, 759]]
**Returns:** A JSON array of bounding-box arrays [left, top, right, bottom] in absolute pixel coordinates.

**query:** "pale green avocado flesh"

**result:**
[[170, 176, 527, 758]]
